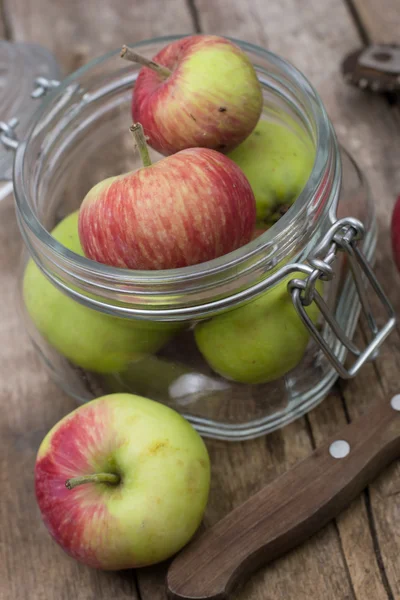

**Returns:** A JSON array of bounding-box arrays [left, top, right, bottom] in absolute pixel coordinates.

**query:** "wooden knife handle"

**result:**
[[167, 396, 400, 600]]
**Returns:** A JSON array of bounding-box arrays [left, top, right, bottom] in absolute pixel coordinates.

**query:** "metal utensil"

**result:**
[[342, 43, 400, 93]]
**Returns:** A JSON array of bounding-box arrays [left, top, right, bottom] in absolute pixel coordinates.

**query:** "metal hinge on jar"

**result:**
[[31, 76, 60, 99], [0, 117, 20, 150], [0, 77, 60, 153], [289, 217, 396, 379]]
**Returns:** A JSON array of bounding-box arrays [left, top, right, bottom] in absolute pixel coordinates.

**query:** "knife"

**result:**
[[167, 394, 400, 600]]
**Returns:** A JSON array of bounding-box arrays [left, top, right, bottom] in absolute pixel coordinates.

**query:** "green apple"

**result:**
[[228, 119, 315, 225], [194, 275, 320, 384], [23, 212, 179, 373], [35, 393, 211, 569]]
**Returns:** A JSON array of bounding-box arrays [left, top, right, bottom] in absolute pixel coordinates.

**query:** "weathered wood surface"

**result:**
[[349, 0, 400, 43], [338, 1, 400, 597], [349, 0, 400, 129], [0, 4, 188, 600], [167, 398, 400, 600], [163, 1, 400, 599], [1, 0, 399, 599], [0, 200, 140, 600], [3, 0, 193, 73], [0, 0, 6, 39]]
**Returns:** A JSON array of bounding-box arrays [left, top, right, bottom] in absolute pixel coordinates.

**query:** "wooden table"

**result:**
[[1, 1, 399, 598]]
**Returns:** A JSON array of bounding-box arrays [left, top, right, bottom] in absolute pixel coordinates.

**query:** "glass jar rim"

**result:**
[[14, 35, 333, 288]]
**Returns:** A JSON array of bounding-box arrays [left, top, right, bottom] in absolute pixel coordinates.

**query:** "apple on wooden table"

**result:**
[[35, 393, 211, 569]]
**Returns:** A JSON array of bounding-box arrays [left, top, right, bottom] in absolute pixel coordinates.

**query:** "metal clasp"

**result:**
[[31, 76, 60, 99], [0, 77, 60, 153], [0, 118, 19, 151], [289, 217, 396, 379]]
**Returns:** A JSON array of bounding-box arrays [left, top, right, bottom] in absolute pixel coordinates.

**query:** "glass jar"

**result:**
[[8, 36, 394, 440]]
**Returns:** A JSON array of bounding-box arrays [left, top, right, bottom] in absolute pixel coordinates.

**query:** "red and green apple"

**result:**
[[123, 35, 263, 155], [78, 124, 256, 270], [35, 393, 211, 569]]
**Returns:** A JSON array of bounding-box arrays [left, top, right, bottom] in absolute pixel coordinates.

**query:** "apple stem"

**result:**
[[65, 473, 120, 490], [121, 45, 172, 79], [130, 123, 152, 168]]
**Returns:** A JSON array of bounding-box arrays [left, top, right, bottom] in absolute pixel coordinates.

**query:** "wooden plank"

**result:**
[[348, 0, 400, 43], [339, 341, 400, 600], [0, 0, 6, 39], [0, 196, 139, 600], [0, 1, 192, 600], [133, 2, 396, 598], [132, 2, 389, 597], [194, 1, 400, 599], [4, 0, 194, 73], [336, 5, 400, 594], [308, 358, 400, 600], [140, 420, 357, 600]]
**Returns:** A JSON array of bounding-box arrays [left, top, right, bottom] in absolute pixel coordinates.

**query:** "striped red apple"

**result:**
[[78, 123, 256, 270]]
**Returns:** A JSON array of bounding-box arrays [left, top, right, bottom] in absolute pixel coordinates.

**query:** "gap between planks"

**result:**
[[185, 0, 201, 33], [0, 0, 11, 39]]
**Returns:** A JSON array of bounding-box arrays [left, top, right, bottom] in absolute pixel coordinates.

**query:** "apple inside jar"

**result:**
[[24, 114, 314, 387], [18, 34, 343, 441]]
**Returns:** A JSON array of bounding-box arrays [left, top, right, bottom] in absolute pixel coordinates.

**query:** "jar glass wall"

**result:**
[[14, 37, 376, 439]]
